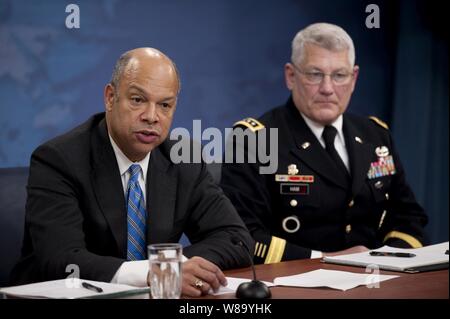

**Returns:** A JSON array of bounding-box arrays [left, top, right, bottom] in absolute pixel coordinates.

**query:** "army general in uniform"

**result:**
[[221, 23, 427, 263]]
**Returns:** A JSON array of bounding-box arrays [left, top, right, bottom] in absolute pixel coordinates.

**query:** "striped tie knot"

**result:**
[[128, 164, 141, 182]]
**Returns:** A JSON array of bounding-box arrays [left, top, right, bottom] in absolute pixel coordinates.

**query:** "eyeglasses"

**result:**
[[291, 63, 354, 85]]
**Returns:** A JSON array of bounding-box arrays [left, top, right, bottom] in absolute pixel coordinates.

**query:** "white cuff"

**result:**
[[111, 255, 189, 287], [310, 250, 323, 259], [110, 260, 149, 287]]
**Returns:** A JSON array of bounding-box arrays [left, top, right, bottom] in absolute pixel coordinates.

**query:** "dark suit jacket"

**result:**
[[11, 113, 253, 284], [221, 98, 427, 263]]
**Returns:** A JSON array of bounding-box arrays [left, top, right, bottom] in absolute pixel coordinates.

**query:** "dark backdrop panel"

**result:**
[[0, 0, 447, 243]]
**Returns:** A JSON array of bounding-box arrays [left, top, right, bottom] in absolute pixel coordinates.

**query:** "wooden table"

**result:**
[[200, 258, 449, 299]]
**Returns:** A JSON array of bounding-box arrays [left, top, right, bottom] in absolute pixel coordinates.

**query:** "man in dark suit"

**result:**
[[11, 48, 253, 297], [221, 23, 427, 264]]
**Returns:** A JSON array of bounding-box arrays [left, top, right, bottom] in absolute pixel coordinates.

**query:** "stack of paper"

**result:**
[[323, 242, 449, 272], [219, 270, 397, 293], [273, 269, 399, 291], [0, 279, 149, 299]]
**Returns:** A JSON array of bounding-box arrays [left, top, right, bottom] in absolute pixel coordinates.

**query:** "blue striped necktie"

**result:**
[[126, 164, 147, 260]]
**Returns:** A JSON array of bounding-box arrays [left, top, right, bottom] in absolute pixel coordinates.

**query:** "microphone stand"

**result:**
[[232, 238, 271, 299]]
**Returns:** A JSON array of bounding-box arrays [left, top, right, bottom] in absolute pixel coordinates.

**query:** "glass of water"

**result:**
[[148, 243, 183, 299]]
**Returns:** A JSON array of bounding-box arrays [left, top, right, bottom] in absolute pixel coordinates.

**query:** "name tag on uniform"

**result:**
[[280, 183, 309, 195]]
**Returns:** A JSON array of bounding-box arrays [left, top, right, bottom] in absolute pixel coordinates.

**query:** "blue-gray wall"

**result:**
[[0, 0, 447, 243]]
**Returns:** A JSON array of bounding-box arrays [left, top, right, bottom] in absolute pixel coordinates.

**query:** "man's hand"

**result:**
[[181, 256, 227, 297], [322, 245, 369, 257]]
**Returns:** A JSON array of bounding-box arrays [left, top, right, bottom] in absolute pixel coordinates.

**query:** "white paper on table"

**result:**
[[273, 269, 399, 291], [323, 242, 449, 272], [211, 277, 275, 296], [0, 279, 149, 299]]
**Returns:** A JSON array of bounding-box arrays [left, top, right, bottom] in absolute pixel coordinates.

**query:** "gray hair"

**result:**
[[110, 51, 181, 93], [291, 23, 355, 67]]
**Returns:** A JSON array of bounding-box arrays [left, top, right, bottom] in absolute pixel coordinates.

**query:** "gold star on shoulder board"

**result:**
[[233, 117, 265, 132]]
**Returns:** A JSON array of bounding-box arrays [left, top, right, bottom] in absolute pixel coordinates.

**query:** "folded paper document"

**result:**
[[323, 242, 449, 273], [219, 271, 396, 293], [0, 279, 149, 299], [273, 269, 398, 291]]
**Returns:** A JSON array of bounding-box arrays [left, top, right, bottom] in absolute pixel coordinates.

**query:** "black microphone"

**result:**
[[232, 237, 271, 299]]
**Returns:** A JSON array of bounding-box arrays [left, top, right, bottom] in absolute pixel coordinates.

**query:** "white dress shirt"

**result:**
[[300, 113, 350, 259], [300, 113, 350, 171], [109, 135, 151, 287], [109, 135, 150, 202]]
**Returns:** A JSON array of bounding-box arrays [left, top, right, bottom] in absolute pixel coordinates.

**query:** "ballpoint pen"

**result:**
[[81, 282, 104, 293], [369, 251, 416, 257]]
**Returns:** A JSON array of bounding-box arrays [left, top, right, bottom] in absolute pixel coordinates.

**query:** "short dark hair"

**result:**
[[110, 52, 133, 89], [109, 51, 181, 93]]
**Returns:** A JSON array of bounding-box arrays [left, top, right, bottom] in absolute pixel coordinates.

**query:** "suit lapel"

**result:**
[[90, 119, 127, 257], [343, 116, 373, 196], [146, 144, 177, 244], [284, 101, 348, 190]]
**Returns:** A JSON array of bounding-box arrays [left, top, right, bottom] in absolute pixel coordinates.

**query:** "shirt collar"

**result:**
[[300, 113, 345, 146], [108, 135, 150, 182]]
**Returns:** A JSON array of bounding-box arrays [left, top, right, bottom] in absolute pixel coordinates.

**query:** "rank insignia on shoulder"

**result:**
[[233, 117, 265, 132], [369, 116, 389, 130], [367, 155, 396, 179]]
